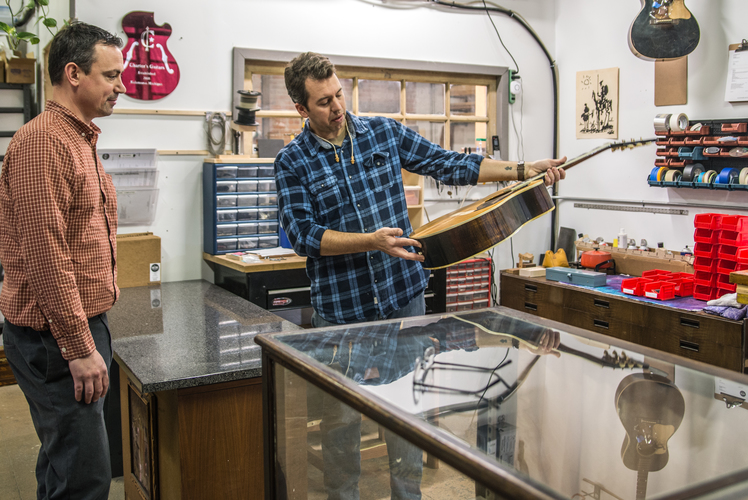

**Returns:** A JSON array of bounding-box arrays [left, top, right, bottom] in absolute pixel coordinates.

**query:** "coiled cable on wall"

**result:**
[[205, 112, 227, 157]]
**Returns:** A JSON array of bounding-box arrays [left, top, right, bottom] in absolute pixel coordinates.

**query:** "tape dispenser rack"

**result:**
[[650, 114, 748, 191]]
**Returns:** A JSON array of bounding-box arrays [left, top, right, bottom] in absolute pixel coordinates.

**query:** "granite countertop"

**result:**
[[109, 280, 297, 393]]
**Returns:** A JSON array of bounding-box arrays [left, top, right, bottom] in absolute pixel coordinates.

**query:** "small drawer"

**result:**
[[237, 223, 258, 235], [216, 224, 237, 237], [217, 209, 238, 222], [237, 194, 258, 207], [257, 179, 277, 192], [257, 166, 274, 177], [258, 207, 278, 220], [216, 166, 238, 178], [258, 236, 279, 248], [237, 166, 258, 178], [237, 208, 259, 221], [237, 180, 258, 192], [216, 181, 237, 193], [257, 221, 279, 234], [216, 238, 238, 251], [238, 237, 259, 249], [257, 194, 278, 206], [217, 195, 237, 207]]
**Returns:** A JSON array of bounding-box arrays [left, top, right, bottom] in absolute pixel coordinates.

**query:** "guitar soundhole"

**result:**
[[475, 191, 512, 211]]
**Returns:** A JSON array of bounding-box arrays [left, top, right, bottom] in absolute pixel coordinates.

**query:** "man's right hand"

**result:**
[[68, 350, 109, 404], [371, 227, 425, 262]]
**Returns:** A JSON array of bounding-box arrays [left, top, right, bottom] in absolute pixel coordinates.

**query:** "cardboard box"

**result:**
[[3, 52, 35, 84], [117, 232, 161, 288], [575, 240, 693, 276]]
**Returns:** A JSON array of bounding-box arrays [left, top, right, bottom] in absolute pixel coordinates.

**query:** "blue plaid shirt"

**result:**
[[275, 113, 482, 324]]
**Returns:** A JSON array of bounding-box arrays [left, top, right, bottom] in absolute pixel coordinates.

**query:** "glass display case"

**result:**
[[256, 307, 748, 500]]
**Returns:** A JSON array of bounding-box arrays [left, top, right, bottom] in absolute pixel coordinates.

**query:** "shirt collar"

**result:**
[[45, 100, 102, 138], [301, 112, 368, 156]]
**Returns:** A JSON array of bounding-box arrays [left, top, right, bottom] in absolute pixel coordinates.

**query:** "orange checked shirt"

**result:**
[[0, 101, 118, 360]]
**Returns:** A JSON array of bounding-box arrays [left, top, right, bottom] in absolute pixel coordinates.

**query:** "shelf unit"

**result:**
[[0, 83, 34, 161], [649, 117, 748, 190], [402, 169, 425, 229]]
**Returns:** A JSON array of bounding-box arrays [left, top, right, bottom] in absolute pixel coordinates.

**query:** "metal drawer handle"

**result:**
[[594, 298, 610, 309], [680, 318, 700, 329], [680, 340, 700, 352], [525, 284, 538, 293], [524, 302, 538, 311], [424, 293, 435, 299], [594, 319, 609, 329]]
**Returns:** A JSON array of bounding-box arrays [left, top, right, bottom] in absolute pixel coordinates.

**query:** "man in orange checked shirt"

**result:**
[[0, 22, 125, 498]]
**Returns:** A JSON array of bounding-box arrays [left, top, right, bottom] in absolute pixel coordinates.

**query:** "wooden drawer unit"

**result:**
[[499, 271, 748, 372], [642, 307, 745, 371], [562, 307, 644, 345], [500, 273, 564, 322]]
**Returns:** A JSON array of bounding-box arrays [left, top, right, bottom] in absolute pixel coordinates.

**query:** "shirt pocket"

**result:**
[[363, 151, 395, 193], [308, 174, 346, 218]]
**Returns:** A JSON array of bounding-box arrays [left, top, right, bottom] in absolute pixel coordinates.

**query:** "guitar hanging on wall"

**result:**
[[628, 0, 700, 60], [121, 11, 180, 101]]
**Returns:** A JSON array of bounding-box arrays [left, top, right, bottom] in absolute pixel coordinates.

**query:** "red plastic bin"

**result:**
[[642, 281, 675, 300], [642, 269, 675, 280], [621, 277, 654, 296], [694, 270, 717, 287], [693, 284, 719, 301], [693, 242, 719, 258], [738, 247, 748, 264], [694, 228, 720, 244], [693, 256, 717, 272], [719, 215, 748, 232], [719, 230, 748, 247], [718, 244, 739, 260], [694, 213, 724, 230]]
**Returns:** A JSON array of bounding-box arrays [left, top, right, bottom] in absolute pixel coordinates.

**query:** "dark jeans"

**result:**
[[3, 314, 113, 500], [311, 293, 426, 500]]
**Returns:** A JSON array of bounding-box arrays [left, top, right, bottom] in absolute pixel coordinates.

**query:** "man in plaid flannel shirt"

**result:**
[[276, 52, 565, 500]]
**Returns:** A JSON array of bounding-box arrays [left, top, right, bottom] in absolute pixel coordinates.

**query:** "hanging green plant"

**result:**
[[0, 0, 59, 51]]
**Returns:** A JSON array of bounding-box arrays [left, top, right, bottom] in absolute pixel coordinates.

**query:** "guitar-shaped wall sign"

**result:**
[[628, 0, 700, 60], [411, 138, 656, 269], [121, 12, 180, 101], [616, 373, 685, 500]]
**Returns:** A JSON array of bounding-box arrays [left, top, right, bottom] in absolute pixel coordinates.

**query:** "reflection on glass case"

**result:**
[[257, 307, 748, 500]]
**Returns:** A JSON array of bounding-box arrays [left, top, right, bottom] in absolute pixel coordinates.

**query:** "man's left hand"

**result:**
[[526, 157, 567, 186]]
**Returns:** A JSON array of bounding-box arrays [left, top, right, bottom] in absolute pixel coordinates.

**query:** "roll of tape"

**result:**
[[696, 172, 705, 183], [664, 169, 682, 182], [657, 167, 669, 181], [682, 162, 705, 182], [669, 113, 689, 132], [649, 166, 661, 182], [654, 114, 672, 133], [740, 167, 748, 185], [717, 167, 740, 184], [704, 170, 718, 184]]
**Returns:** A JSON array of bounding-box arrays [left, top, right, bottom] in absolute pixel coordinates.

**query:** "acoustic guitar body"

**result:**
[[616, 373, 685, 499], [410, 179, 554, 269], [628, 0, 700, 60]]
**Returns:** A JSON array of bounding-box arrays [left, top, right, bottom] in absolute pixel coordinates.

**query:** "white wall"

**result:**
[[75, 0, 558, 281], [557, 1, 748, 253], [74, 0, 748, 281]]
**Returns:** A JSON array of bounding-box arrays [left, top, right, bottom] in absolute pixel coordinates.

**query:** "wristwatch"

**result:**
[[517, 160, 525, 181]]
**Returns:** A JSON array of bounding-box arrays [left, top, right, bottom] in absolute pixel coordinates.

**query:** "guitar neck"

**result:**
[[636, 456, 651, 500], [524, 138, 658, 185]]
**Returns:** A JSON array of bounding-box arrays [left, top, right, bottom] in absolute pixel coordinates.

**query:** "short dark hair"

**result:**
[[284, 52, 336, 108], [48, 21, 123, 86]]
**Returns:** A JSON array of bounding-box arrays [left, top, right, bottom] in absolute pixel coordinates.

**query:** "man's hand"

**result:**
[[68, 350, 109, 404], [371, 227, 425, 262], [526, 157, 567, 186]]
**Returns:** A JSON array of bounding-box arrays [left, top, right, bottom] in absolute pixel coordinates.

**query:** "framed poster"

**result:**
[[576, 67, 619, 139]]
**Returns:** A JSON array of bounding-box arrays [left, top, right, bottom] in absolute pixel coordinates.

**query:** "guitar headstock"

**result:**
[[609, 137, 658, 152], [603, 349, 646, 370]]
